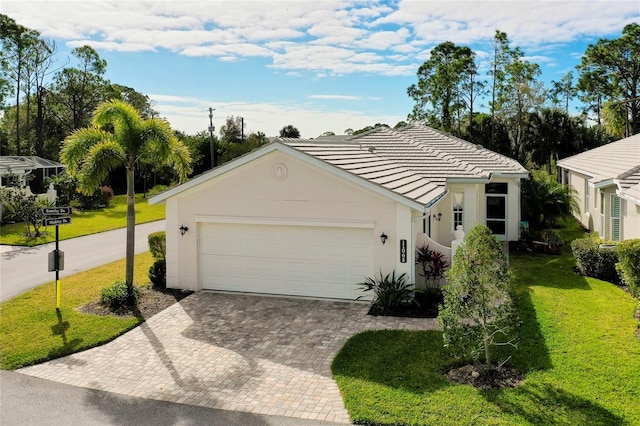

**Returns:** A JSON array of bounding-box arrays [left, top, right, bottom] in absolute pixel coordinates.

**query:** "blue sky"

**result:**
[[4, 1, 639, 138]]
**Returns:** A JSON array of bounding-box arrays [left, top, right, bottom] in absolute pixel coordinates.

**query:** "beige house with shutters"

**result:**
[[557, 133, 640, 242], [149, 124, 527, 299]]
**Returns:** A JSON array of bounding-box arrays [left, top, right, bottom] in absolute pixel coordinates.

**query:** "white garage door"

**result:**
[[199, 223, 373, 299]]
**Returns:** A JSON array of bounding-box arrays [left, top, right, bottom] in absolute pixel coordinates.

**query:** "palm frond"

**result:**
[[77, 141, 126, 193], [61, 128, 115, 176], [137, 118, 176, 164], [93, 99, 143, 156]]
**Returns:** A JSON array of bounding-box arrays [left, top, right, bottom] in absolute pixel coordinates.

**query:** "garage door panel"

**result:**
[[199, 223, 372, 299]]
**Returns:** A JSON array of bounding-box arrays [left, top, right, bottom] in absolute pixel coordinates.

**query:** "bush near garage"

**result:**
[[100, 280, 139, 310], [616, 239, 640, 297], [571, 236, 619, 284], [148, 231, 167, 289]]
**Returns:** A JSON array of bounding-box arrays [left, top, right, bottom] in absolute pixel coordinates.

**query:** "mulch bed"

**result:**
[[78, 286, 193, 319], [446, 364, 525, 390], [367, 291, 443, 318]]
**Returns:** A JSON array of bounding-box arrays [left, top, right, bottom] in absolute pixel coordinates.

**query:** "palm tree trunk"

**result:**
[[126, 165, 136, 298]]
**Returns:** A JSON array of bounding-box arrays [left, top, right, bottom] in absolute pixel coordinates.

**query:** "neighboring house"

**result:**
[[149, 124, 527, 300], [0, 156, 65, 187], [557, 133, 640, 242]]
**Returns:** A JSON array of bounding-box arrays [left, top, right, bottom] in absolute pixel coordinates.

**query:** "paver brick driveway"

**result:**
[[19, 292, 439, 423]]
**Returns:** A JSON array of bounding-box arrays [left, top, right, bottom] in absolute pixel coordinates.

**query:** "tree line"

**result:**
[[406, 25, 639, 172]]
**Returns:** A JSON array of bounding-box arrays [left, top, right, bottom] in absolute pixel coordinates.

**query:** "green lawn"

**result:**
[[0, 194, 165, 246], [332, 220, 640, 425], [0, 252, 154, 370]]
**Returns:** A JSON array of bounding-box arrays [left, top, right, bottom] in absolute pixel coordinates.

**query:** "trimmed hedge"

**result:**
[[616, 239, 640, 297], [148, 231, 166, 260], [571, 237, 619, 283]]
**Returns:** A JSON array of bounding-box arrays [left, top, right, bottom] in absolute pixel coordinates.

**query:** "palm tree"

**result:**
[[521, 169, 579, 232], [61, 100, 191, 299]]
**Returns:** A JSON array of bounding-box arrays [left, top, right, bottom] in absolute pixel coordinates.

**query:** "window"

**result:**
[[486, 183, 507, 239], [610, 194, 621, 242], [453, 192, 463, 231]]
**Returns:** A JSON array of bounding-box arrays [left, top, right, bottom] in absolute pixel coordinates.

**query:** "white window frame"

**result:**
[[585, 180, 590, 213], [452, 192, 463, 232]]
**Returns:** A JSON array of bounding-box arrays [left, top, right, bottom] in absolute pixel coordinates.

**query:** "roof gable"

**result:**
[[148, 142, 426, 209]]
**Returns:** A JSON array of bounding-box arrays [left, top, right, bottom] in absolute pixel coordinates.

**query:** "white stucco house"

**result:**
[[557, 133, 640, 242], [149, 124, 528, 300]]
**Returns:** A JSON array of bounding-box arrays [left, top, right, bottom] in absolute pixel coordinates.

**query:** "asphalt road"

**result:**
[[0, 220, 166, 302], [0, 371, 342, 426]]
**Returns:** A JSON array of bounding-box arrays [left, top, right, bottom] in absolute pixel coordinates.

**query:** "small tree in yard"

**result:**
[[438, 224, 518, 366]]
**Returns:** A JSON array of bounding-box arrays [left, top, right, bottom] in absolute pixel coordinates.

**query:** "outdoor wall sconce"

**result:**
[[433, 212, 442, 221], [179, 225, 189, 236], [380, 232, 388, 245]]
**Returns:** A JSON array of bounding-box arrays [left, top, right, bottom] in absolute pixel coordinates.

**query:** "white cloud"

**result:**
[[3, 0, 638, 77]]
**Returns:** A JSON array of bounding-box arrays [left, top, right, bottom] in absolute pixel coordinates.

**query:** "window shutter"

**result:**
[[610, 195, 621, 242]]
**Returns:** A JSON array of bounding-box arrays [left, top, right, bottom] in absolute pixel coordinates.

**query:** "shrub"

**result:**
[[148, 184, 171, 197], [100, 280, 138, 310], [438, 224, 517, 366], [415, 244, 449, 287], [571, 237, 619, 283], [0, 187, 53, 236], [616, 239, 640, 297], [358, 270, 414, 315], [77, 186, 113, 210], [149, 259, 166, 289], [46, 173, 79, 206], [148, 231, 166, 260]]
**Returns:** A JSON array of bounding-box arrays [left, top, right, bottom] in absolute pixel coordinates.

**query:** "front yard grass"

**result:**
[[332, 220, 640, 425], [0, 194, 165, 246], [0, 252, 154, 370]]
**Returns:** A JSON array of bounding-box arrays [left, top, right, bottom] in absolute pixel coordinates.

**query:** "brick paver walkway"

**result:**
[[19, 292, 439, 424]]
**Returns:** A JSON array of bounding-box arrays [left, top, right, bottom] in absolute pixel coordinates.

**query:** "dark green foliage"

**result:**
[[358, 270, 414, 315], [571, 237, 619, 283], [616, 239, 640, 297], [438, 225, 518, 366], [148, 259, 166, 289], [100, 280, 138, 310], [46, 173, 78, 206], [76, 185, 113, 210], [148, 231, 166, 260], [521, 170, 579, 232]]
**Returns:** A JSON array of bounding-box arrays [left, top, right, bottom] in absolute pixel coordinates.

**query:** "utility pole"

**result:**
[[208, 107, 217, 168]]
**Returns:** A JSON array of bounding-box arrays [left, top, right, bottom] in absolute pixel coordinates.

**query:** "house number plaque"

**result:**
[[400, 239, 407, 263]]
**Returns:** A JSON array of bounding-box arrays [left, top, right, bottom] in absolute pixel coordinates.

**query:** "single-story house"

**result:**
[[149, 124, 528, 300], [557, 133, 640, 241]]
